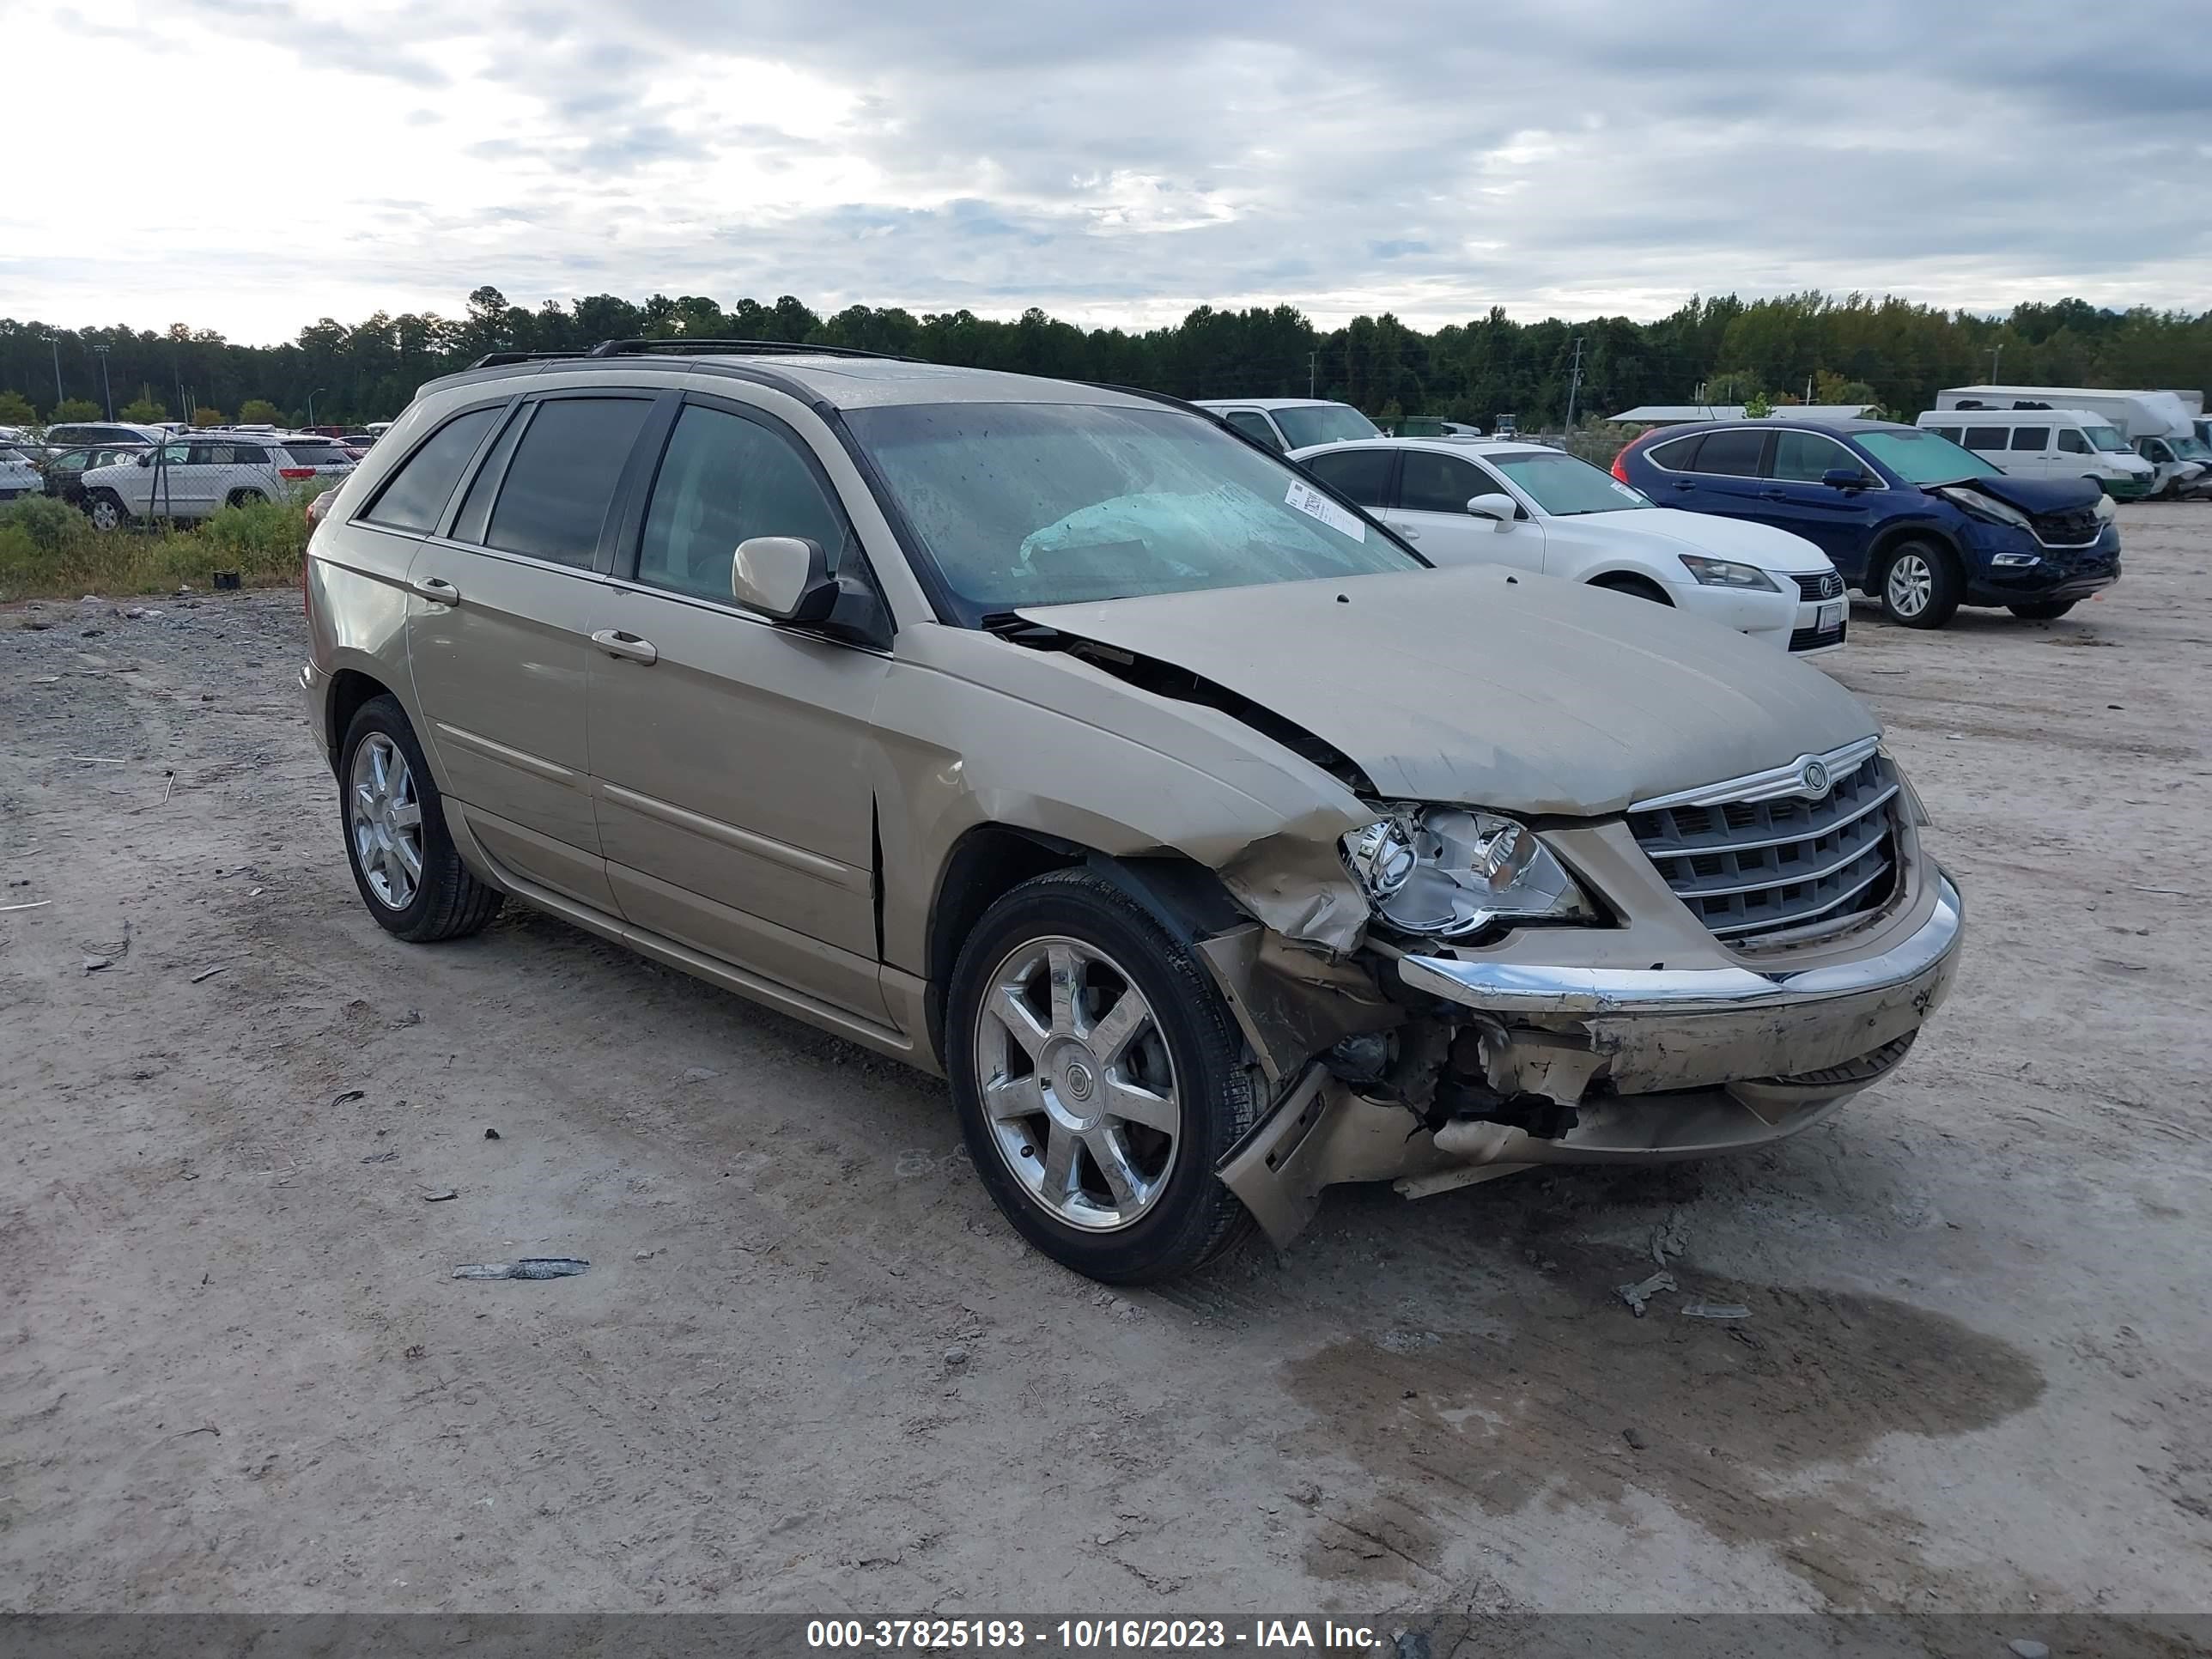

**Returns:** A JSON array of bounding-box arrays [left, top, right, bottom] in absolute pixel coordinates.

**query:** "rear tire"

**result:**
[[2008, 600, 2076, 621], [1878, 540, 1960, 629], [228, 488, 267, 508], [338, 695, 502, 943], [87, 491, 126, 532], [946, 869, 1257, 1284]]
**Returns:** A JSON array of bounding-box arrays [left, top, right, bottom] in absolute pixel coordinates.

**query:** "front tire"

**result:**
[[228, 488, 267, 508], [947, 869, 1258, 1283], [2008, 599, 2076, 621], [1879, 540, 1960, 629], [87, 491, 126, 532], [339, 695, 502, 942]]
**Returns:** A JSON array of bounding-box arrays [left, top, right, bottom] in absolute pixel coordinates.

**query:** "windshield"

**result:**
[[1852, 428, 2002, 485], [1272, 404, 1382, 448], [847, 401, 1419, 617], [2172, 436, 2212, 461], [1488, 449, 1652, 514], [2081, 423, 2129, 454]]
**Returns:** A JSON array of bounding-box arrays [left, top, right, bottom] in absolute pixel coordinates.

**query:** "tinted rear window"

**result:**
[[283, 442, 350, 465], [1690, 428, 1766, 477], [1646, 434, 1700, 471], [362, 405, 502, 532], [1963, 426, 2008, 451], [1299, 447, 1394, 507], [483, 398, 654, 568]]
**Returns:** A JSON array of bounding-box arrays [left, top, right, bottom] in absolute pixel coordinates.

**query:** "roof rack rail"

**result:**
[[584, 337, 906, 362], [468, 349, 590, 368]]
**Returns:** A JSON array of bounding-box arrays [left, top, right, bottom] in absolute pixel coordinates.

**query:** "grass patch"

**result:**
[[0, 493, 310, 603]]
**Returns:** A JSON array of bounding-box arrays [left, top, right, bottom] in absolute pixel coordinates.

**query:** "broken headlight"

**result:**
[[1342, 806, 1597, 939]]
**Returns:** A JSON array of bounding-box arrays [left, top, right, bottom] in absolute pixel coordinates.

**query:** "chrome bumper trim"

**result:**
[[1400, 872, 1961, 1016]]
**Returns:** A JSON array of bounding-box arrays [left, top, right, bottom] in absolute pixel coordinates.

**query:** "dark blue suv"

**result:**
[[1613, 419, 2122, 629]]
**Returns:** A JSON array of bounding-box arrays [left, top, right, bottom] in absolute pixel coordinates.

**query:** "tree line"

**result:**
[[3, 287, 2207, 434]]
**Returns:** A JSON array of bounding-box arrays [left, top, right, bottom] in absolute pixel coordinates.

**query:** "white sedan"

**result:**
[[1291, 436, 1848, 657]]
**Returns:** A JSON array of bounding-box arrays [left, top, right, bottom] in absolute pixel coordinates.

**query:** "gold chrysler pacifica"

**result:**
[[301, 341, 1964, 1283]]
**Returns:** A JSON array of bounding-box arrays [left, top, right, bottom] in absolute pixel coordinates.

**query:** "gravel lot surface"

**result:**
[[3, 507, 2208, 1618]]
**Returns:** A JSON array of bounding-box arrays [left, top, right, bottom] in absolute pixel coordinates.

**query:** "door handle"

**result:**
[[591, 629, 659, 665], [408, 576, 460, 605], [1671, 480, 1696, 490], [1758, 489, 1789, 501]]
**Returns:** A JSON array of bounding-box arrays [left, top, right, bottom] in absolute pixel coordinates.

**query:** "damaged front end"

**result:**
[[1200, 798, 1966, 1249]]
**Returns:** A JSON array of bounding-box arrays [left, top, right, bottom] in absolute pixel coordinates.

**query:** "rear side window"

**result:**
[[483, 398, 655, 568], [362, 405, 501, 532], [1927, 425, 1962, 443], [1644, 434, 1699, 471], [1691, 428, 1766, 477], [2008, 427, 2049, 451], [1222, 410, 1283, 451], [1398, 450, 1492, 514], [635, 404, 848, 601], [1298, 447, 1393, 508], [283, 442, 349, 465], [1962, 426, 2008, 451]]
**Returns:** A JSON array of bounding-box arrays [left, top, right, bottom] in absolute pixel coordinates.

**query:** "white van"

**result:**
[[1916, 409, 2154, 500]]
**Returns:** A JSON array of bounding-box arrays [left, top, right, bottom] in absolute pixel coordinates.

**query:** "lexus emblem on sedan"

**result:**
[[1801, 759, 1832, 798]]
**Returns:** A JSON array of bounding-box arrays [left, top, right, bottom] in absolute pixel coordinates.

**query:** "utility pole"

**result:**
[[1307, 349, 1318, 398], [307, 387, 327, 427], [49, 335, 64, 407], [1805, 374, 1814, 405], [1990, 343, 2004, 383], [1563, 336, 1585, 432], [93, 344, 113, 419]]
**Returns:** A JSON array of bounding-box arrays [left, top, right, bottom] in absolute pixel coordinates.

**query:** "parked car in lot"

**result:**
[[80, 431, 356, 527], [2131, 431, 2212, 498], [38, 442, 150, 507], [41, 420, 171, 451], [0, 443, 41, 501], [1613, 419, 2121, 627], [1913, 409, 2156, 499], [303, 344, 1963, 1283], [1293, 435, 1848, 657], [1192, 397, 1381, 453]]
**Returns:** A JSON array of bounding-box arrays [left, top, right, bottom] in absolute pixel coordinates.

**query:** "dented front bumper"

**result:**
[[1217, 869, 1962, 1249]]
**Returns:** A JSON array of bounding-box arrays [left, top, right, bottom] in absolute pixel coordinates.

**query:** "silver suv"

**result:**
[[301, 342, 1963, 1283], [81, 430, 356, 527]]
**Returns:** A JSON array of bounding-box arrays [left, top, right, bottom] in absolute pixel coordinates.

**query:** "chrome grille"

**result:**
[[1792, 569, 1844, 602], [1629, 752, 1900, 943]]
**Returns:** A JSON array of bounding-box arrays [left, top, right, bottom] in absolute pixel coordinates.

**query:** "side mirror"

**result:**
[[732, 536, 837, 624], [1467, 492, 1517, 531], [137, 453, 153, 467], [1821, 467, 1863, 489], [731, 535, 894, 648]]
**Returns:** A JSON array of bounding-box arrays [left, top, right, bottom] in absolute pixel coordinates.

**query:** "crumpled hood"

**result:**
[[1947, 471, 2108, 514], [1018, 566, 1879, 816]]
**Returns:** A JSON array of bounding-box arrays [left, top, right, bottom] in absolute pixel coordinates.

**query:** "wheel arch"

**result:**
[[921, 827, 1248, 1068], [1587, 568, 1675, 605], [1866, 519, 1963, 584]]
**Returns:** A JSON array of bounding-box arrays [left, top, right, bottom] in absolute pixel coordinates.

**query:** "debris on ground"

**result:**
[[331, 1090, 365, 1108], [1, 899, 52, 914], [452, 1259, 591, 1280], [421, 1189, 459, 1203], [943, 1346, 969, 1369], [483, 1128, 501, 1140], [361, 1151, 398, 1164], [82, 955, 112, 974], [1621, 1427, 1649, 1450], [188, 964, 228, 983], [1616, 1269, 1678, 1317], [2008, 1642, 2050, 1659], [1650, 1207, 1689, 1265], [1681, 1302, 1753, 1321]]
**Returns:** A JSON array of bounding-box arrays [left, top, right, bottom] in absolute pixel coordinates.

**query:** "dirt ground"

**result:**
[[3, 507, 2208, 1619]]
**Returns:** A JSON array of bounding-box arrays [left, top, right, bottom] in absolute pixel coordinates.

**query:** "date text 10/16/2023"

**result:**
[[805, 1620, 1382, 1651]]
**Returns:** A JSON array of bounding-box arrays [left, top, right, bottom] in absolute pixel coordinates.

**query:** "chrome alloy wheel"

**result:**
[[1886, 551, 1934, 618], [973, 936, 1182, 1231], [349, 732, 425, 909]]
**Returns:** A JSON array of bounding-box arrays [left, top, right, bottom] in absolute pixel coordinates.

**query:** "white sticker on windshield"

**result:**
[[1285, 479, 1366, 542], [1610, 480, 1644, 501]]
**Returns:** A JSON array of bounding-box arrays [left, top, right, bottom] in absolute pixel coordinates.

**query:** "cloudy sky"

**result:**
[[7, 0, 2207, 343]]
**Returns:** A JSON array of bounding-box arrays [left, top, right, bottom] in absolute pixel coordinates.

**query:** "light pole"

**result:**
[[48, 335, 64, 408], [307, 387, 328, 427], [93, 344, 113, 419], [1989, 343, 2004, 383]]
